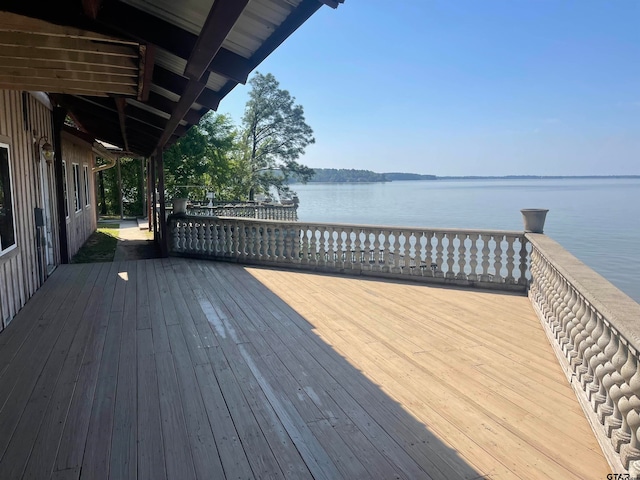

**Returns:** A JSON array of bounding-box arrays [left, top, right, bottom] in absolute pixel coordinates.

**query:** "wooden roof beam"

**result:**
[[152, 66, 222, 111], [155, 78, 208, 150], [95, 2, 252, 84], [250, 0, 323, 72], [82, 0, 102, 20], [156, 0, 249, 151], [318, 0, 343, 8], [114, 97, 130, 152], [184, 0, 250, 81], [216, 0, 324, 99], [144, 92, 202, 125]]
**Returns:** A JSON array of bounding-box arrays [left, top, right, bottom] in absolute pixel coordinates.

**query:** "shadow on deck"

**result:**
[[0, 258, 610, 479]]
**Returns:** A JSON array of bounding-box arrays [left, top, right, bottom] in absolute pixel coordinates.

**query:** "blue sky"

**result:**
[[219, 1, 640, 176]]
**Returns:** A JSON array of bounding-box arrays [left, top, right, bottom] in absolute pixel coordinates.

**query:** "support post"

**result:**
[[117, 156, 123, 220], [156, 149, 168, 256], [150, 155, 157, 235], [52, 106, 69, 264], [140, 157, 146, 217], [147, 158, 153, 230]]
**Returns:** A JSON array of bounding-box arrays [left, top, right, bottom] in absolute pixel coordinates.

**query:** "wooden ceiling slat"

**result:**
[[0, 57, 136, 74], [72, 96, 166, 131], [0, 31, 139, 58], [0, 77, 137, 96], [1, 45, 138, 69], [0, 11, 138, 45], [0, 68, 136, 85]]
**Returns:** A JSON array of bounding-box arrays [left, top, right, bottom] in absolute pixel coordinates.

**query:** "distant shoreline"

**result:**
[[435, 175, 640, 180], [298, 169, 640, 184]]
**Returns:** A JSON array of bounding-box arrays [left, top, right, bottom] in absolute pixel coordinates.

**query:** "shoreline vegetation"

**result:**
[[292, 168, 640, 183]]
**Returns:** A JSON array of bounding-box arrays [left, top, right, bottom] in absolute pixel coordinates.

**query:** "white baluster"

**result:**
[[456, 233, 467, 280], [480, 234, 490, 282], [468, 233, 478, 281], [518, 237, 529, 285], [445, 233, 455, 279], [620, 355, 640, 467], [505, 235, 515, 283], [493, 235, 503, 283], [362, 230, 372, 272]]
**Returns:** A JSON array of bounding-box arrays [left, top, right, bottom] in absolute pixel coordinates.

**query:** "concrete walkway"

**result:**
[[109, 219, 159, 261]]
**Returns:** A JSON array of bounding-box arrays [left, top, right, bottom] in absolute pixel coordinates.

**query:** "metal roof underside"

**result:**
[[0, 0, 344, 157]]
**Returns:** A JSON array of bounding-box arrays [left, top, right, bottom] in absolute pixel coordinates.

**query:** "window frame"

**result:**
[[72, 162, 81, 214], [62, 160, 69, 219], [0, 142, 18, 257], [83, 164, 90, 208]]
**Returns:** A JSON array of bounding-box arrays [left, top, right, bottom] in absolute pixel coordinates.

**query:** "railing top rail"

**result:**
[[527, 232, 640, 351], [178, 214, 525, 237]]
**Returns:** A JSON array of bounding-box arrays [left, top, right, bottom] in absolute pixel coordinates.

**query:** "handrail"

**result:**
[[527, 233, 640, 474], [167, 215, 530, 292]]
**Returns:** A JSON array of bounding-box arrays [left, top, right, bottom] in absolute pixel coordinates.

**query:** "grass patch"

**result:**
[[71, 225, 120, 263]]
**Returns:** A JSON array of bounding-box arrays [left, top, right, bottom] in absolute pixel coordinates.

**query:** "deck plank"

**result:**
[[246, 266, 611, 479], [53, 262, 120, 474], [0, 264, 96, 461], [22, 263, 110, 480], [110, 262, 138, 480], [218, 262, 480, 480], [200, 262, 399, 480], [0, 259, 613, 480], [0, 263, 103, 479], [80, 263, 129, 479], [166, 323, 226, 479], [136, 328, 166, 480]]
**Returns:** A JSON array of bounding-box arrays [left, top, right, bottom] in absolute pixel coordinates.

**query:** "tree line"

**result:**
[[97, 72, 315, 216]]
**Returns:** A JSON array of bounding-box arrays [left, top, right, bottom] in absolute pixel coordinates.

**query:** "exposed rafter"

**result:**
[[155, 0, 250, 151], [114, 97, 130, 152], [155, 78, 208, 150], [185, 0, 250, 81], [0, 0, 344, 158], [95, 2, 252, 84]]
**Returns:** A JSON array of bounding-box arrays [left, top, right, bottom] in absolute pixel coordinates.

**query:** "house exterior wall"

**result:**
[[0, 90, 56, 329], [61, 132, 97, 258], [0, 90, 97, 331]]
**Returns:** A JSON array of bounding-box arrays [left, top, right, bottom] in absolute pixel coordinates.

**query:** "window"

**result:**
[[62, 160, 69, 218], [0, 143, 16, 254], [83, 165, 90, 207], [72, 163, 81, 213]]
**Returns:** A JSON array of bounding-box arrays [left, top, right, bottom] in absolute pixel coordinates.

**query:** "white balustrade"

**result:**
[[169, 215, 529, 291], [185, 204, 298, 221], [527, 233, 640, 475]]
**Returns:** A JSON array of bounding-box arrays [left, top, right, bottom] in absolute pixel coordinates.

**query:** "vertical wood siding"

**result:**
[[61, 133, 97, 258], [0, 90, 53, 329]]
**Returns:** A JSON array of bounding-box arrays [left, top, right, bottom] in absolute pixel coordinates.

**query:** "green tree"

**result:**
[[239, 72, 315, 199], [164, 112, 237, 201]]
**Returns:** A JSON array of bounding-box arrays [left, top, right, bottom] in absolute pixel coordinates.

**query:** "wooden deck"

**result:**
[[0, 258, 610, 479]]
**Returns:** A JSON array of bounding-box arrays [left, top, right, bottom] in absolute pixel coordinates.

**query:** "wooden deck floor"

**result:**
[[0, 258, 610, 479]]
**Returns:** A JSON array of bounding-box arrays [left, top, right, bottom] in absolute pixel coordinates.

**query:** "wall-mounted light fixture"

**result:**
[[35, 135, 54, 163]]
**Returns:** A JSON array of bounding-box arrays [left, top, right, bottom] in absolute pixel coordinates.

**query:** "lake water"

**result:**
[[292, 178, 640, 303]]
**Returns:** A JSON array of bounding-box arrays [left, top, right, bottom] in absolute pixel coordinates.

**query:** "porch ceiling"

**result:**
[[0, 0, 344, 157]]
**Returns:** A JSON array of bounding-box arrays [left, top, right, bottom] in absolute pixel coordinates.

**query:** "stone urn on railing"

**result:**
[[521, 208, 549, 233], [172, 198, 188, 215]]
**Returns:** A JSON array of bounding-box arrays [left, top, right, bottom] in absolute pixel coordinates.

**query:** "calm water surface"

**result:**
[[293, 178, 640, 302]]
